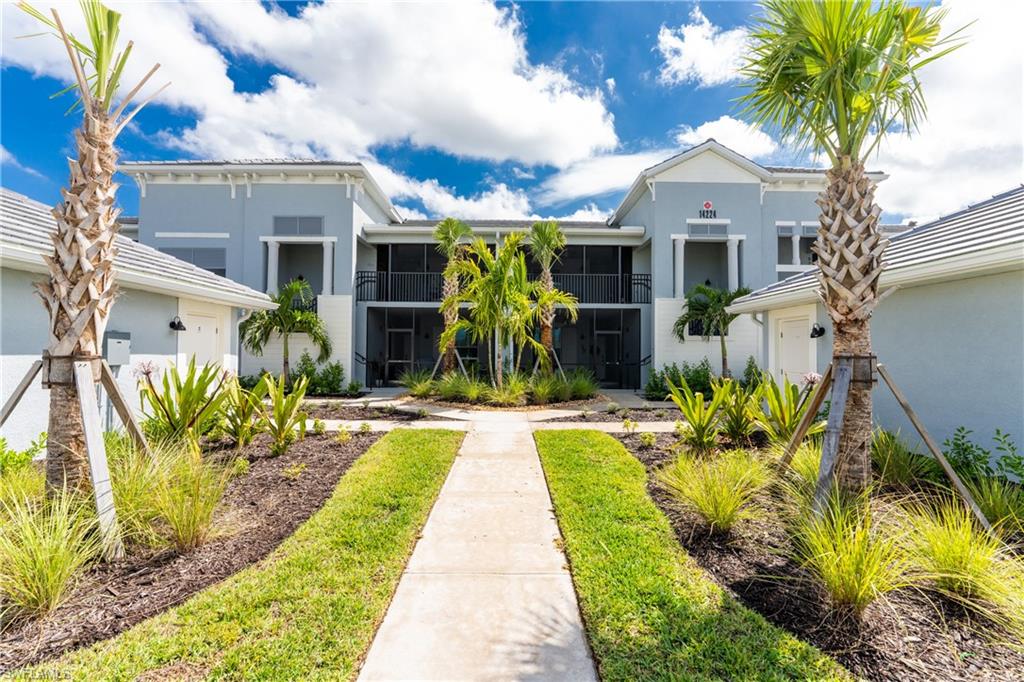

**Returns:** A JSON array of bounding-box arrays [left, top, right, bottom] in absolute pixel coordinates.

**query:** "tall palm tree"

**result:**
[[672, 285, 751, 377], [741, 0, 962, 493], [528, 220, 567, 368], [433, 217, 473, 372], [20, 0, 168, 492], [240, 278, 331, 384]]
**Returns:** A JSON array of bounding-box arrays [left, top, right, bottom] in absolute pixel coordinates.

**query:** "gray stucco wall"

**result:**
[[807, 269, 1024, 452]]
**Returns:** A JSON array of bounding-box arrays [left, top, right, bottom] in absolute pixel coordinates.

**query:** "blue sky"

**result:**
[[2, 1, 1020, 222]]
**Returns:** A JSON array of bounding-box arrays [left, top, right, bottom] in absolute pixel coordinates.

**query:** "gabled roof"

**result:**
[[729, 185, 1024, 313], [609, 139, 887, 225], [118, 159, 402, 223], [0, 188, 274, 310]]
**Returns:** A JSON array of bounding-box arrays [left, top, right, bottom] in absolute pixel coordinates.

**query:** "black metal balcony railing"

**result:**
[[355, 271, 651, 304], [291, 296, 318, 313]]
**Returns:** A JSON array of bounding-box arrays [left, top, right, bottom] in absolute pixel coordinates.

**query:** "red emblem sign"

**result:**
[[703, 200, 713, 210]]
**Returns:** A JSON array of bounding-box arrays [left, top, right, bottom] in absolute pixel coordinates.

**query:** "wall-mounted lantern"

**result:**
[[810, 323, 826, 339], [169, 316, 187, 332]]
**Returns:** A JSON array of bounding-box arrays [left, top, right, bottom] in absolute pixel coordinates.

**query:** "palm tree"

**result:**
[[240, 278, 331, 384], [433, 217, 473, 372], [20, 0, 168, 492], [528, 220, 567, 368], [672, 285, 751, 377], [741, 0, 962, 493]]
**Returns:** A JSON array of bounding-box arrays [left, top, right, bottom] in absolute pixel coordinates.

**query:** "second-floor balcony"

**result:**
[[355, 271, 652, 304]]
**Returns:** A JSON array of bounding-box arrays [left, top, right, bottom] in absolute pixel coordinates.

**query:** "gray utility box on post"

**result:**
[[103, 331, 131, 367]]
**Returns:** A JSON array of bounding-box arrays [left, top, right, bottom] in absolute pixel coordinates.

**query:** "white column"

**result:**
[[266, 240, 280, 295], [321, 240, 334, 295], [673, 237, 686, 298], [727, 237, 740, 291], [791, 233, 802, 265]]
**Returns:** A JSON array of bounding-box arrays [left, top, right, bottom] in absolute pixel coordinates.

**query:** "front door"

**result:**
[[594, 331, 621, 387], [386, 330, 413, 382], [778, 317, 811, 383], [179, 313, 219, 366]]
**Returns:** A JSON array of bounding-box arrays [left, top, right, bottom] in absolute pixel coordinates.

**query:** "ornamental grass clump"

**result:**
[[666, 377, 724, 455], [436, 372, 470, 402], [399, 368, 434, 399], [529, 374, 561, 405], [151, 447, 230, 553], [871, 429, 941, 489], [0, 491, 98, 621], [899, 498, 1024, 635], [658, 449, 769, 535], [567, 368, 598, 400], [787, 490, 910, 617], [965, 476, 1024, 539], [105, 433, 163, 547]]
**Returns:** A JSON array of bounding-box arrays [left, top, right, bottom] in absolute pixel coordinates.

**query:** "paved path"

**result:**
[[357, 414, 598, 681]]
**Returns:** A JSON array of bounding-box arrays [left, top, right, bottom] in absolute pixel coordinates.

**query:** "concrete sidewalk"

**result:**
[[357, 415, 597, 682]]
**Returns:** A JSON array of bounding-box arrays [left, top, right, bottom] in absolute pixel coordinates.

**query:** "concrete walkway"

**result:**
[[358, 413, 598, 681]]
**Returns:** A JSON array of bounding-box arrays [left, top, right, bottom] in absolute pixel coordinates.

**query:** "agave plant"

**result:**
[[260, 373, 309, 457], [222, 377, 269, 449], [666, 377, 724, 455], [755, 374, 825, 445], [137, 358, 229, 445]]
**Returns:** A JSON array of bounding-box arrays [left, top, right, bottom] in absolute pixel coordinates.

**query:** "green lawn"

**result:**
[[29, 429, 464, 681], [535, 430, 849, 681]]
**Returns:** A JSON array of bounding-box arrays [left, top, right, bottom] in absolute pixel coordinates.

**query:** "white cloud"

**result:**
[[673, 116, 777, 159], [605, 77, 617, 97], [872, 0, 1023, 220], [657, 6, 748, 87], [555, 203, 610, 222], [0, 145, 45, 178], [369, 163, 533, 220], [512, 167, 536, 180], [1, 1, 617, 169], [394, 204, 429, 221], [537, 149, 674, 205]]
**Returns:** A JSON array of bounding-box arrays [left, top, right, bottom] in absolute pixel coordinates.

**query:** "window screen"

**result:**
[[688, 223, 728, 237], [159, 247, 227, 277], [273, 216, 324, 235]]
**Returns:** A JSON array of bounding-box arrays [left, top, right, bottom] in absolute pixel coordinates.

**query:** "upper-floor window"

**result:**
[[273, 216, 324, 236], [160, 247, 227, 277], [688, 223, 728, 237]]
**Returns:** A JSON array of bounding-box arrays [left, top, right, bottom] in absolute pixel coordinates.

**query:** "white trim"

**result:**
[[258, 235, 339, 244], [775, 220, 796, 227], [361, 224, 645, 239], [776, 264, 816, 272], [154, 231, 230, 239], [685, 218, 731, 226], [672, 232, 746, 241], [800, 220, 819, 227]]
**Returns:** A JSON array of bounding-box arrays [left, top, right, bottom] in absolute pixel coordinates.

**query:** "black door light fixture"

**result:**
[[810, 323, 826, 339], [169, 316, 187, 332]]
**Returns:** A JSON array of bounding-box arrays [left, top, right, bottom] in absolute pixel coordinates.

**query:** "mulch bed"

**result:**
[[616, 433, 1024, 682], [406, 396, 608, 412], [547, 406, 679, 422], [302, 402, 455, 421], [0, 432, 381, 674]]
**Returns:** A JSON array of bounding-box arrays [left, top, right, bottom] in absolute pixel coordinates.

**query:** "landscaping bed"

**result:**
[[0, 431, 379, 673], [545, 406, 680, 422], [302, 402, 452, 421], [15, 429, 464, 679], [616, 431, 1024, 682]]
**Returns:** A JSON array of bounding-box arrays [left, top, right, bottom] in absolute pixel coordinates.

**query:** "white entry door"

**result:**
[[778, 317, 811, 383], [179, 313, 220, 366]]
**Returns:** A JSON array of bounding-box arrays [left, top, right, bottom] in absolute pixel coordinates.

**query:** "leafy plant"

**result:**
[[312, 419, 327, 436], [282, 463, 307, 481], [605, 402, 620, 414], [964, 476, 1024, 539], [899, 498, 1024, 635], [643, 369, 668, 401], [334, 428, 352, 444], [151, 447, 230, 553], [943, 427, 994, 480], [871, 429, 941, 489], [788, 491, 910, 616], [240, 278, 331, 384], [671, 284, 752, 377], [342, 380, 363, 397], [715, 380, 758, 445], [639, 432, 657, 449], [622, 418, 639, 435], [229, 457, 250, 478], [740, 356, 762, 390], [755, 373, 824, 445], [461, 376, 488, 403], [666, 377, 724, 455], [566, 368, 598, 400], [0, 491, 99, 620], [658, 449, 769, 534], [359, 422, 372, 434], [0, 433, 46, 475], [530, 374, 561, 405], [222, 377, 268, 449], [485, 377, 527, 406], [137, 358, 228, 444], [437, 372, 470, 402], [261, 374, 309, 457], [995, 430, 1023, 480]]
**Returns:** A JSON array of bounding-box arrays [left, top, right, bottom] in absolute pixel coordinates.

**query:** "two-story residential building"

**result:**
[[121, 140, 886, 390]]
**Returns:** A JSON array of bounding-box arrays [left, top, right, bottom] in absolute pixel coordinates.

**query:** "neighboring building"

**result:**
[[729, 185, 1024, 449], [0, 188, 274, 449], [120, 140, 885, 389]]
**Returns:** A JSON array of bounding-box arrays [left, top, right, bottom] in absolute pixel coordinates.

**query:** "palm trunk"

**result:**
[[40, 100, 120, 493], [494, 341, 504, 389], [719, 333, 730, 378], [539, 269, 555, 370], [282, 332, 291, 386], [441, 274, 459, 372], [813, 158, 887, 494]]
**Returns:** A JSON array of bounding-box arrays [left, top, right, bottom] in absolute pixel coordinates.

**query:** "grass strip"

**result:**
[[30, 428, 464, 681], [534, 429, 849, 681]]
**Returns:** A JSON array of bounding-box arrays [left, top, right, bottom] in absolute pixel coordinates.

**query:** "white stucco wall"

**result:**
[[652, 297, 762, 375]]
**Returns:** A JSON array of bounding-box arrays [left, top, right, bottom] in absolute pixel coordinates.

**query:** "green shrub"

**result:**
[[151, 448, 230, 553], [965, 476, 1024, 538], [530, 374, 561, 405], [316, 362, 346, 395], [137, 358, 228, 444], [342, 380, 363, 397], [335, 428, 352, 444], [899, 498, 1024, 635], [359, 422, 372, 434], [740, 356, 762, 390], [262, 374, 309, 457], [462, 377, 488, 403], [658, 449, 769, 534], [0, 433, 46, 475], [788, 491, 910, 616], [871, 429, 942, 488], [605, 402, 620, 414], [666, 376, 724, 455], [291, 351, 319, 390], [715, 380, 758, 445], [755, 373, 824, 445], [485, 381, 526, 406], [222, 378, 268, 449], [0, 464, 45, 513], [237, 372, 266, 391], [312, 419, 327, 435], [643, 368, 668, 401], [437, 372, 470, 402], [622, 418, 639, 435], [638, 432, 657, 449], [942, 427, 1023, 481], [229, 457, 250, 478], [0, 491, 99, 619], [400, 368, 435, 398], [566, 368, 598, 400], [645, 360, 715, 401]]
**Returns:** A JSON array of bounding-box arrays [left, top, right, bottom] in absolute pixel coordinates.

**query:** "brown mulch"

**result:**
[[0, 432, 381, 674], [616, 433, 1024, 682], [547, 406, 680, 422], [408, 396, 609, 412], [302, 402, 451, 421]]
